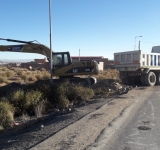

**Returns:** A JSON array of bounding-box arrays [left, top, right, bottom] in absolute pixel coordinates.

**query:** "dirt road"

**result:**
[[0, 86, 152, 150]]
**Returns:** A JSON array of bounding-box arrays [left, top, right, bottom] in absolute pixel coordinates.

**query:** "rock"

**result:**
[[41, 125, 44, 128], [117, 89, 128, 95], [14, 122, 19, 126], [109, 82, 122, 91], [78, 100, 86, 106], [67, 108, 72, 112]]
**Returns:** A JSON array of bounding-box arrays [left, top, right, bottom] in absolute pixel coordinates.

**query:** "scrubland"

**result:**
[[0, 67, 120, 131]]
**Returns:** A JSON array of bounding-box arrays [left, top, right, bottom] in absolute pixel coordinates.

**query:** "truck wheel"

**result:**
[[145, 72, 156, 86], [156, 72, 160, 85], [140, 75, 146, 85]]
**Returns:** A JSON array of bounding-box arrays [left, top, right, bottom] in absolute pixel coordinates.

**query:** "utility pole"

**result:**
[[134, 36, 142, 50], [138, 40, 140, 50], [49, 0, 53, 84], [79, 49, 80, 61]]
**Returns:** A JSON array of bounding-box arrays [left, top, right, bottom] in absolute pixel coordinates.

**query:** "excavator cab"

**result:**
[[52, 52, 71, 69]]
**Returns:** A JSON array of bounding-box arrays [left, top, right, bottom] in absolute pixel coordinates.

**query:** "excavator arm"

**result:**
[[0, 38, 51, 60]]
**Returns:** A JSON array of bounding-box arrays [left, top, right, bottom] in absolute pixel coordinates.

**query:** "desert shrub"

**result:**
[[33, 99, 52, 117], [42, 72, 50, 80], [58, 82, 82, 102], [40, 68, 46, 72], [74, 85, 94, 100], [34, 101, 44, 118], [26, 82, 51, 99], [93, 86, 111, 95], [0, 72, 5, 77], [32, 70, 38, 76], [26, 71, 32, 76], [42, 100, 53, 114], [0, 102, 14, 128], [58, 81, 94, 101], [9, 67, 17, 71], [9, 87, 48, 116], [24, 90, 43, 108], [54, 81, 69, 96], [2, 67, 8, 71], [21, 74, 28, 81], [28, 75, 37, 82], [24, 90, 44, 116], [14, 69, 22, 75], [50, 81, 71, 107], [0, 76, 8, 83], [35, 74, 43, 80], [36, 70, 41, 74], [5, 71, 15, 78], [35, 72, 50, 80], [22, 68, 28, 72], [57, 95, 70, 108], [25, 90, 42, 107], [24, 82, 52, 114], [9, 89, 25, 115], [93, 87, 103, 95], [94, 69, 119, 81], [0, 125, 4, 132], [53, 81, 94, 106], [9, 88, 44, 116], [65, 85, 79, 101], [17, 71, 26, 77]]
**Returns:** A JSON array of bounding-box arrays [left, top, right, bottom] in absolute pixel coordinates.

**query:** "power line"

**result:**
[[58, 1, 131, 47], [83, 46, 135, 51], [141, 41, 160, 45]]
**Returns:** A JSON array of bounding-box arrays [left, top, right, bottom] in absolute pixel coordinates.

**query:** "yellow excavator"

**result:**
[[0, 38, 99, 85]]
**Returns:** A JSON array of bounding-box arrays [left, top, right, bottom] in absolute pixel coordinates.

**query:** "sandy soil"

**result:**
[[0, 86, 149, 150]]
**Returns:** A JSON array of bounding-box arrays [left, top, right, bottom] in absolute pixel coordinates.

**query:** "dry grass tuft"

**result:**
[[94, 69, 120, 81], [5, 71, 15, 78], [0, 76, 8, 83], [0, 102, 14, 128]]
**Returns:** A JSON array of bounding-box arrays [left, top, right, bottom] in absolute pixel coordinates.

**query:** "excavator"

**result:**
[[0, 38, 99, 85]]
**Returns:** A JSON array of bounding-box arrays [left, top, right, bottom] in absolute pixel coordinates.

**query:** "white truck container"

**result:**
[[114, 49, 160, 86]]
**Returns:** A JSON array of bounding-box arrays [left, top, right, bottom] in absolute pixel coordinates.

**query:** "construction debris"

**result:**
[[109, 81, 133, 95]]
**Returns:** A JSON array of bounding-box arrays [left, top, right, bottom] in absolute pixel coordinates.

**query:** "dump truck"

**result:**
[[114, 48, 160, 86]]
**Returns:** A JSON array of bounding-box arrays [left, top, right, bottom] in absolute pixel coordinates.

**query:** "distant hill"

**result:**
[[0, 59, 34, 63]]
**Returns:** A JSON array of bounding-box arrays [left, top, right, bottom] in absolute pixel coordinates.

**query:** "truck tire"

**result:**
[[156, 72, 160, 85], [140, 75, 146, 85], [145, 72, 156, 86]]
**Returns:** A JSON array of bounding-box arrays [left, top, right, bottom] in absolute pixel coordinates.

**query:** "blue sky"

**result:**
[[0, 0, 160, 60]]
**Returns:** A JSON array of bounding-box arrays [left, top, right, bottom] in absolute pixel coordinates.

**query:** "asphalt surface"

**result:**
[[105, 85, 160, 150]]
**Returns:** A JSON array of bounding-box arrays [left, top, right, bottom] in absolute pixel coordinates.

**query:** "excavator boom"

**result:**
[[0, 40, 51, 60]]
